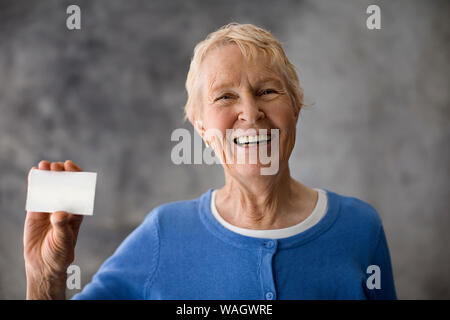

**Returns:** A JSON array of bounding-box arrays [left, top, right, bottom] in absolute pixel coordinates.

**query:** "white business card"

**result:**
[[26, 169, 97, 215]]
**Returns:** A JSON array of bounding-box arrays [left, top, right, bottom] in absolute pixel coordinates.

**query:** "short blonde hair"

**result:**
[[184, 22, 304, 122]]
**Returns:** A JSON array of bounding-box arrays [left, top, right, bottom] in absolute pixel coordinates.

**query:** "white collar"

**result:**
[[210, 188, 328, 239]]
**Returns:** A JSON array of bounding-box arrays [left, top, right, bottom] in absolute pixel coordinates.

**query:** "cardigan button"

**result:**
[[265, 292, 274, 300], [265, 240, 275, 249]]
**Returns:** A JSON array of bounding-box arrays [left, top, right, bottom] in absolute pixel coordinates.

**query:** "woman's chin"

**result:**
[[230, 163, 276, 178]]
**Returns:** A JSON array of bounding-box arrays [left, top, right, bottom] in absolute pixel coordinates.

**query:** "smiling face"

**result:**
[[195, 44, 299, 177]]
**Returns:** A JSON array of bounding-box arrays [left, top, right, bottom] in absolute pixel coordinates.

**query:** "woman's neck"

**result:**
[[216, 166, 318, 230]]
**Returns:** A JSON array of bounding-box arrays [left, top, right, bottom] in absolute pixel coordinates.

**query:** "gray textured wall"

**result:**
[[0, 0, 449, 299]]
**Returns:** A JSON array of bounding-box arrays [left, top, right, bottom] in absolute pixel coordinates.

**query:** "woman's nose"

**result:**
[[237, 96, 265, 124]]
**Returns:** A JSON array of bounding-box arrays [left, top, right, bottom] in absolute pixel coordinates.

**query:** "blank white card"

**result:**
[[26, 169, 97, 215]]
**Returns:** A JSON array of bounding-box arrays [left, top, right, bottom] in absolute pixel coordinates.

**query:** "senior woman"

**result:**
[[24, 23, 396, 300]]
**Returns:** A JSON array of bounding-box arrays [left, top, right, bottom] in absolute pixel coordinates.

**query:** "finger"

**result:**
[[50, 211, 71, 243], [68, 214, 83, 229], [23, 211, 51, 247], [68, 214, 84, 246], [50, 162, 64, 171], [51, 211, 69, 225], [64, 160, 83, 172], [38, 160, 50, 170], [25, 211, 50, 222]]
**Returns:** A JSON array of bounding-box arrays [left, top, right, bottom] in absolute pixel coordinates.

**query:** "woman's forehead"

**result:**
[[201, 52, 283, 90], [203, 44, 275, 72], [207, 71, 284, 93]]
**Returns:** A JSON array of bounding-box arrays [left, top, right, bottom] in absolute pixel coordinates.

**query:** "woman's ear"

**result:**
[[193, 119, 210, 147], [294, 102, 301, 122], [194, 119, 203, 135]]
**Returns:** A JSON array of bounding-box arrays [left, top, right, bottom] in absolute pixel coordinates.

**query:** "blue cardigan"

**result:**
[[73, 189, 397, 300]]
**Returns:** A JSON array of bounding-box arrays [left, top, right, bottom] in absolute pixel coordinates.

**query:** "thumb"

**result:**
[[50, 211, 72, 246]]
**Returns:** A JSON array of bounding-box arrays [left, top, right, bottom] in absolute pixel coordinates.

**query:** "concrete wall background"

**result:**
[[0, 0, 448, 299]]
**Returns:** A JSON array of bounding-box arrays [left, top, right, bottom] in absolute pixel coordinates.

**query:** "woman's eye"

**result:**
[[260, 89, 276, 95], [216, 94, 233, 101]]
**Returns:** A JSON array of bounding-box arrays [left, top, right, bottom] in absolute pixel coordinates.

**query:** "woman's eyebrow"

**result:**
[[210, 82, 236, 94], [254, 77, 284, 87], [210, 78, 282, 92], [206, 78, 236, 102], [208, 75, 242, 94]]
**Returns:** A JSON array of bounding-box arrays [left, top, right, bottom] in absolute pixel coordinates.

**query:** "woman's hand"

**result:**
[[23, 160, 84, 299]]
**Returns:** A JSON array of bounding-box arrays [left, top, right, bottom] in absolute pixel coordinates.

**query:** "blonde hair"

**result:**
[[184, 22, 304, 122]]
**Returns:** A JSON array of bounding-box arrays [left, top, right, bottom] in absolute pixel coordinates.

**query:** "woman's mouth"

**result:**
[[233, 134, 272, 146]]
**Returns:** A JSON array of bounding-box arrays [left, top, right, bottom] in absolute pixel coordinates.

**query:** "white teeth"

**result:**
[[238, 136, 249, 144], [236, 134, 271, 145]]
